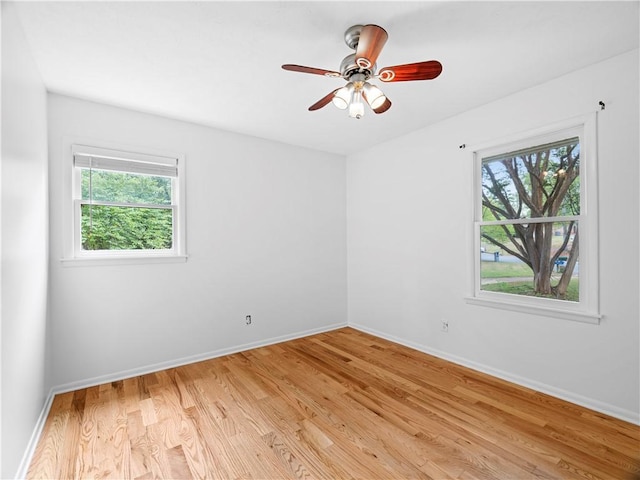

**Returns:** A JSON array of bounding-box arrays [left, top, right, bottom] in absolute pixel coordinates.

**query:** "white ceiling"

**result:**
[[12, 1, 639, 156]]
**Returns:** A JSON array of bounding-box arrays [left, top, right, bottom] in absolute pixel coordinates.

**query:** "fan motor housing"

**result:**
[[339, 53, 375, 80]]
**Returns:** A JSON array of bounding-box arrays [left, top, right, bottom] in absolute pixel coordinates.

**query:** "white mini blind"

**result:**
[[72, 145, 178, 177]]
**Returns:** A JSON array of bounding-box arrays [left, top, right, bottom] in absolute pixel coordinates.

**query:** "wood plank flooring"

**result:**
[[28, 328, 640, 479]]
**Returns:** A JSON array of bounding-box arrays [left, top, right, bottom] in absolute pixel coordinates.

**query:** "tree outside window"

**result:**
[[478, 137, 581, 302]]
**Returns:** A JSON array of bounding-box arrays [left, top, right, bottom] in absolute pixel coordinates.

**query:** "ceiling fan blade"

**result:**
[[355, 24, 388, 69], [372, 97, 392, 114], [282, 64, 341, 78], [378, 61, 443, 82], [308, 89, 340, 111]]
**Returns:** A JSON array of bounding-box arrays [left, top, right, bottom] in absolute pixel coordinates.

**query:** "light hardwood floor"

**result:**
[[28, 327, 639, 479]]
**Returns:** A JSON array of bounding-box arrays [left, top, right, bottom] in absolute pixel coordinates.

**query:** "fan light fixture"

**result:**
[[332, 73, 387, 119], [349, 88, 365, 119], [332, 84, 353, 110], [363, 83, 386, 110]]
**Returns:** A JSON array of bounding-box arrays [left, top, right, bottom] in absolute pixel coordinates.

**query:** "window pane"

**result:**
[[81, 204, 173, 250], [81, 169, 172, 205], [480, 221, 579, 302], [482, 137, 580, 220]]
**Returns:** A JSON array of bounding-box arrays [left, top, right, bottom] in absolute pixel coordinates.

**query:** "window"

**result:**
[[467, 116, 600, 323], [67, 144, 186, 263]]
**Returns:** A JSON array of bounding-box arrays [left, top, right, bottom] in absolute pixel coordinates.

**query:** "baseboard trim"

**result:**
[[14, 390, 55, 480], [16, 321, 347, 478], [350, 322, 640, 426]]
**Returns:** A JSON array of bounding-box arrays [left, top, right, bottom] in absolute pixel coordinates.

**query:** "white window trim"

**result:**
[[465, 113, 600, 324], [61, 138, 187, 266]]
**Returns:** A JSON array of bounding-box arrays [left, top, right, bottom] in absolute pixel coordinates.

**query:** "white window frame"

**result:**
[[465, 114, 600, 324], [62, 142, 187, 266]]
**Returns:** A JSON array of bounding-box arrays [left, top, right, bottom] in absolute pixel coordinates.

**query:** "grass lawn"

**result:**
[[480, 260, 533, 278], [481, 259, 579, 301], [482, 279, 579, 302]]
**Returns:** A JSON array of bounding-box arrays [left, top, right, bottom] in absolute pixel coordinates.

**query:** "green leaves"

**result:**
[[80, 169, 173, 251], [82, 169, 172, 205]]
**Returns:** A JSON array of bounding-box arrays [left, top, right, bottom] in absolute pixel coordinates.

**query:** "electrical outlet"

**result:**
[[441, 320, 449, 333], [246, 315, 252, 325]]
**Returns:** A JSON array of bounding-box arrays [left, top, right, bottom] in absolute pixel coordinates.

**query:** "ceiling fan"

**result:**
[[282, 24, 442, 119]]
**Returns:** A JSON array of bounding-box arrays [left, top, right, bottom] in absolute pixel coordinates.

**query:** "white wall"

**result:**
[[1, 3, 50, 477], [347, 49, 639, 422], [47, 94, 347, 389]]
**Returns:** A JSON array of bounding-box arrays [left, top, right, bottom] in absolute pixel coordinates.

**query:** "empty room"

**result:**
[[2, 1, 639, 478]]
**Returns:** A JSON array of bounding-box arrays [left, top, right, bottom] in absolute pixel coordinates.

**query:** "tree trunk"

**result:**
[[533, 223, 554, 295], [555, 229, 579, 299]]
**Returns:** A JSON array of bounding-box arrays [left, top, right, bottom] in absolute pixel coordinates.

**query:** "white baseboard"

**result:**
[[349, 322, 640, 426], [14, 391, 55, 480], [15, 321, 347, 479]]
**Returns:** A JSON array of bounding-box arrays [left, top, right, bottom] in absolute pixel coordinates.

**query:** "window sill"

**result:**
[[464, 296, 601, 324], [61, 255, 188, 267]]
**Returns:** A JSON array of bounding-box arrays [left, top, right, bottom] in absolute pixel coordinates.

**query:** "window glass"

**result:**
[[480, 221, 579, 301], [481, 137, 580, 220], [81, 169, 172, 205], [478, 136, 580, 302], [81, 204, 173, 251]]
